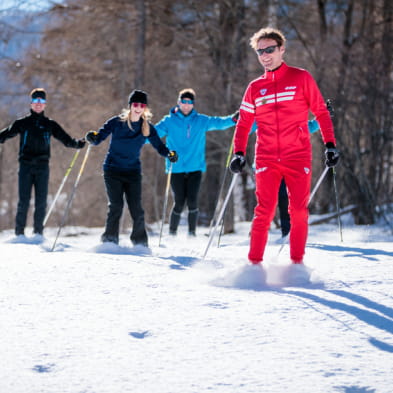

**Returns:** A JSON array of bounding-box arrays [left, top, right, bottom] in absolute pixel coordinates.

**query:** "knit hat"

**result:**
[[128, 89, 148, 105], [179, 88, 195, 102], [30, 88, 46, 100]]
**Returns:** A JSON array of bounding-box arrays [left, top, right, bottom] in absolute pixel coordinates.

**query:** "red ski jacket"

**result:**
[[234, 62, 336, 162]]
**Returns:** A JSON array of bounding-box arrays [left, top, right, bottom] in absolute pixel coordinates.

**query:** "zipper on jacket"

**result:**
[[22, 130, 28, 151], [273, 72, 281, 161]]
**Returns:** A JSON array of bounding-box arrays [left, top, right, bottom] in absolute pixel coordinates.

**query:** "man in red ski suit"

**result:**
[[230, 27, 339, 265]]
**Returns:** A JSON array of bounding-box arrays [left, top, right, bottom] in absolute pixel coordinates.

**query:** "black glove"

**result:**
[[325, 142, 340, 167], [75, 139, 86, 149], [231, 110, 240, 123], [229, 152, 246, 174], [167, 150, 178, 163], [85, 130, 99, 144]]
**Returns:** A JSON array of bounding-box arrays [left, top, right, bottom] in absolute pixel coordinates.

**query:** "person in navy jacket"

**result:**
[[86, 90, 177, 247], [155, 88, 237, 236], [0, 88, 86, 237]]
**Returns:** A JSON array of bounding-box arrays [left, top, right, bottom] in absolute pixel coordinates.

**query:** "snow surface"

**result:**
[[1, 217, 392, 393]]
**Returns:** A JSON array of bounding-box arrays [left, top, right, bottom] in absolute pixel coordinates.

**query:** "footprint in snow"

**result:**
[[128, 331, 151, 339]]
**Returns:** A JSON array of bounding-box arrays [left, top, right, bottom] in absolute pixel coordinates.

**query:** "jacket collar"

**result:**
[[171, 106, 197, 118], [30, 109, 45, 118], [262, 61, 288, 81]]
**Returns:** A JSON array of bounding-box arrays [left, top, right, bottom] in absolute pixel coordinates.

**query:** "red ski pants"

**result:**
[[248, 161, 311, 264]]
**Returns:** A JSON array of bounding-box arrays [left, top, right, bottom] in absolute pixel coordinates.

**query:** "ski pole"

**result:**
[[51, 144, 92, 251], [43, 149, 81, 226], [332, 167, 343, 242], [277, 165, 330, 257], [217, 160, 257, 248], [308, 166, 329, 205], [207, 138, 234, 237], [202, 173, 238, 259], [158, 162, 173, 247]]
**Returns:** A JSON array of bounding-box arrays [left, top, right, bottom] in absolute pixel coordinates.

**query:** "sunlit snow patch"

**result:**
[[6, 234, 45, 245], [91, 242, 152, 256], [211, 264, 268, 290], [266, 263, 322, 287]]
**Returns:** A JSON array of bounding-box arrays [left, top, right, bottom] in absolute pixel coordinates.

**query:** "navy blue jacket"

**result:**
[[91, 116, 170, 172]]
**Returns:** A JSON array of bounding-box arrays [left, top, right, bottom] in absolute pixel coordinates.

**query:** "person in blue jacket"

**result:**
[[85, 90, 178, 247], [155, 88, 237, 236]]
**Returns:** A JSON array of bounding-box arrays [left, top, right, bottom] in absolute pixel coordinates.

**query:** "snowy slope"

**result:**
[[0, 219, 392, 393]]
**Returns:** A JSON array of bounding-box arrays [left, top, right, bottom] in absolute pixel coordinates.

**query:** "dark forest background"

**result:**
[[0, 0, 392, 235]]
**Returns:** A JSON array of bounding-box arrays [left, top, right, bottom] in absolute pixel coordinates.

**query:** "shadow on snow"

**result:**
[[284, 288, 393, 353]]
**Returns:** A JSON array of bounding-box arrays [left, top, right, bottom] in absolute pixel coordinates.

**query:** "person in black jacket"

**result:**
[[85, 89, 178, 247], [0, 88, 86, 237]]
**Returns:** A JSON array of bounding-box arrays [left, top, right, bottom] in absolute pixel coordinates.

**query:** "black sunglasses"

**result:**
[[256, 45, 279, 56]]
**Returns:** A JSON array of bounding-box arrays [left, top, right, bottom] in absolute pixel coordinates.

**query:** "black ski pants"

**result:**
[[169, 171, 202, 233], [102, 170, 148, 246], [278, 179, 290, 237], [16, 161, 49, 235]]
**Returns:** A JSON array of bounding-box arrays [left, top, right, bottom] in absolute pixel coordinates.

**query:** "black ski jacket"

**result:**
[[0, 110, 81, 164]]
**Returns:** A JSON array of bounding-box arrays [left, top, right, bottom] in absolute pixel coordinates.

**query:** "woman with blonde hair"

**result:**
[[86, 90, 177, 247]]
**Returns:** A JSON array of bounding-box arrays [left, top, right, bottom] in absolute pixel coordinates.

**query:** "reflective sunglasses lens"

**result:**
[[132, 102, 146, 108], [181, 99, 194, 104], [256, 45, 277, 56], [31, 98, 46, 104]]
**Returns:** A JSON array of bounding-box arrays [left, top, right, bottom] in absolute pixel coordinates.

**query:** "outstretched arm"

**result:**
[[0, 121, 20, 143], [148, 124, 170, 157], [51, 121, 85, 149]]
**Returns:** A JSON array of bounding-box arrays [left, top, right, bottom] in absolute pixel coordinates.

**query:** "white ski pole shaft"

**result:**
[[203, 173, 238, 259], [277, 165, 329, 258], [43, 149, 80, 226], [308, 166, 329, 205], [51, 144, 92, 251], [208, 139, 234, 236], [158, 163, 173, 247], [332, 167, 343, 242]]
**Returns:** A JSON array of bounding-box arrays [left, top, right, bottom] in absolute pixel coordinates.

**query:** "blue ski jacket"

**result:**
[[155, 107, 235, 173], [91, 116, 170, 173], [250, 119, 319, 136]]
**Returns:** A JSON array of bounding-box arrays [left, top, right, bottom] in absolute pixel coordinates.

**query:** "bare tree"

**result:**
[[1, 0, 392, 232]]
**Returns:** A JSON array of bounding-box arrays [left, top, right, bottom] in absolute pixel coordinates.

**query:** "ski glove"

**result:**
[[325, 142, 340, 167], [75, 139, 86, 149], [229, 152, 246, 174], [167, 150, 178, 163], [231, 110, 240, 123], [85, 130, 99, 144]]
